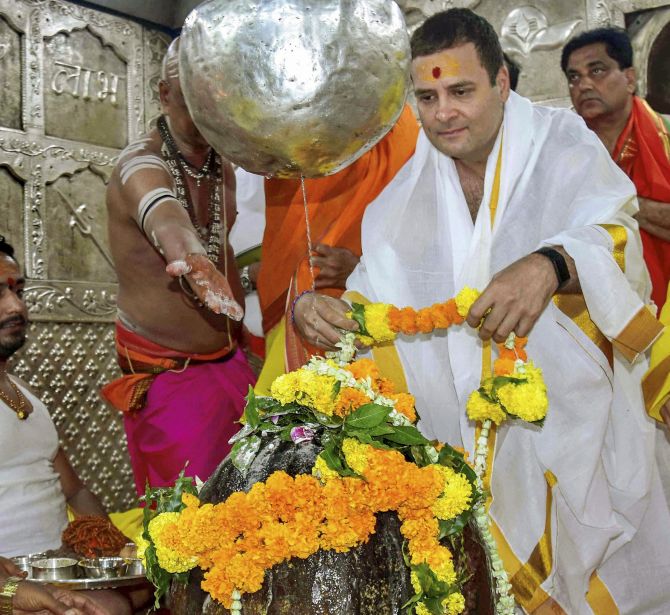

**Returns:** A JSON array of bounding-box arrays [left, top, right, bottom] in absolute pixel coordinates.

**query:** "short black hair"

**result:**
[[561, 27, 633, 74], [503, 53, 520, 91], [0, 235, 15, 260], [410, 8, 504, 85]]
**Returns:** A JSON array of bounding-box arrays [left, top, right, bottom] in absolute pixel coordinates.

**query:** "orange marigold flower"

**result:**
[[387, 306, 404, 333], [376, 377, 396, 396], [429, 301, 456, 328], [390, 307, 419, 336], [388, 392, 417, 423], [494, 357, 516, 376], [334, 387, 371, 417], [415, 307, 435, 334], [345, 358, 380, 383]]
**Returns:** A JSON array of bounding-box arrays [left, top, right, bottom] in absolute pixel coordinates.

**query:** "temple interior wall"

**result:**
[[0, 0, 667, 511]]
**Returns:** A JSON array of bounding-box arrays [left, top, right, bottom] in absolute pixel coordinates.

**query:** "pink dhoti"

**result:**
[[101, 323, 256, 497], [122, 350, 255, 496]]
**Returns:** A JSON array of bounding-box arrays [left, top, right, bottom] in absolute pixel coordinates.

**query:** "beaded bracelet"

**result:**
[[290, 290, 314, 326]]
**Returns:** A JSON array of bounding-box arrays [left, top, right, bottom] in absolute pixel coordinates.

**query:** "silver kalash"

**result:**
[[179, 0, 410, 178]]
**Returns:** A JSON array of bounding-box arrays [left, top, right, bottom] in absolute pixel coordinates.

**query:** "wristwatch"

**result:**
[[239, 264, 255, 294], [532, 247, 570, 290], [0, 576, 22, 615]]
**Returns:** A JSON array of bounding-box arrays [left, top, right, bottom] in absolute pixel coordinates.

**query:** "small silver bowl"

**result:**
[[10, 556, 34, 574], [78, 557, 128, 579], [119, 542, 138, 559], [31, 558, 79, 581], [124, 558, 145, 576]]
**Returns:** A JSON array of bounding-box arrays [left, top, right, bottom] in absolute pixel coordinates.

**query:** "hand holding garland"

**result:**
[[292, 292, 358, 350], [467, 247, 579, 343]]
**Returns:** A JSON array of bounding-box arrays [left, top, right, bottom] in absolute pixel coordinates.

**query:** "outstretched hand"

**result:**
[[293, 292, 358, 350], [466, 253, 559, 342], [166, 253, 244, 320], [312, 244, 360, 289]]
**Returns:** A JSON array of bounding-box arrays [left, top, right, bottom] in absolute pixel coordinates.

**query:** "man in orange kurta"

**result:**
[[255, 105, 419, 392], [562, 27, 670, 311]]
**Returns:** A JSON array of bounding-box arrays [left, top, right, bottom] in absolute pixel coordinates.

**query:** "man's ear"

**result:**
[[496, 65, 511, 102], [158, 79, 170, 110], [624, 66, 637, 95]]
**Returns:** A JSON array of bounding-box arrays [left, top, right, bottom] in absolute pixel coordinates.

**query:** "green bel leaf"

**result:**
[[243, 386, 260, 429], [382, 426, 430, 446], [349, 303, 370, 336], [344, 403, 390, 429]]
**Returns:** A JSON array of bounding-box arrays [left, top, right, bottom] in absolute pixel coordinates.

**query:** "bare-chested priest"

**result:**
[[103, 38, 256, 496]]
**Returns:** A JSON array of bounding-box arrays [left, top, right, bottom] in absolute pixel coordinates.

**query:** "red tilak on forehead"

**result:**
[[432, 66, 441, 79], [6, 277, 16, 287]]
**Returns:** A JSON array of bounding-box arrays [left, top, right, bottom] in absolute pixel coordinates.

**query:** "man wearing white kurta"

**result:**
[[294, 8, 670, 615]]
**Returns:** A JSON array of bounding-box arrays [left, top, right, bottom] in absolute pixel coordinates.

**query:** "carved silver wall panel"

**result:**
[[0, 0, 175, 512], [10, 322, 135, 511], [630, 5, 670, 109], [396, 0, 669, 106]]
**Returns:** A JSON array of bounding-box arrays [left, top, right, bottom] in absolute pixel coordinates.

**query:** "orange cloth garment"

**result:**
[[100, 321, 234, 413], [613, 96, 670, 310], [257, 105, 419, 369]]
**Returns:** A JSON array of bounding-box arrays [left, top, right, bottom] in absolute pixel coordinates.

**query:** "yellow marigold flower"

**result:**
[[497, 362, 548, 422], [364, 303, 396, 343], [135, 532, 149, 565], [454, 286, 480, 318], [312, 454, 340, 482], [466, 390, 507, 424], [445, 592, 466, 614], [431, 465, 473, 521], [270, 371, 301, 405], [497, 381, 548, 422], [410, 570, 422, 594], [148, 513, 198, 573], [428, 548, 457, 585], [356, 333, 376, 346], [296, 369, 338, 416], [182, 492, 200, 509], [342, 438, 370, 474]]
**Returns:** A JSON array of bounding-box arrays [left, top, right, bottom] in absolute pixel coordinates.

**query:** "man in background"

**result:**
[[0, 237, 140, 614], [562, 27, 670, 311]]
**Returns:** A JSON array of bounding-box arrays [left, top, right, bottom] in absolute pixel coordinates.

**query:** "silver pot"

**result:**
[[180, 0, 410, 178]]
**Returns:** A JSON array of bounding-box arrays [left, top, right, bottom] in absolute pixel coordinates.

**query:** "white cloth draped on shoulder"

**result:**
[[347, 91, 670, 614]]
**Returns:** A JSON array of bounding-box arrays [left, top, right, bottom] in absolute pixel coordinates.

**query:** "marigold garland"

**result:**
[[147, 441, 472, 612], [349, 287, 479, 345]]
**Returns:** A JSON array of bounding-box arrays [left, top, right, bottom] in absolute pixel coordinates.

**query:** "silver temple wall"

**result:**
[[0, 0, 668, 511], [0, 0, 169, 511]]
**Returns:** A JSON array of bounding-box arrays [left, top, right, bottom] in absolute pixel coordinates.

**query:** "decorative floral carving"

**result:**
[[23, 282, 117, 318], [28, 164, 45, 278], [0, 138, 117, 165], [28, 6, 42, 121], [27, 0, 134, 37], [397, 0, 481, 29], [501, 6, 582, 61]]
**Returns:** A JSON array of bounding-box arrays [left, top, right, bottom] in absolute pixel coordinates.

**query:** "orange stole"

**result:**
[[613, 96, 670, 310], [257, 105, 419, 351]]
